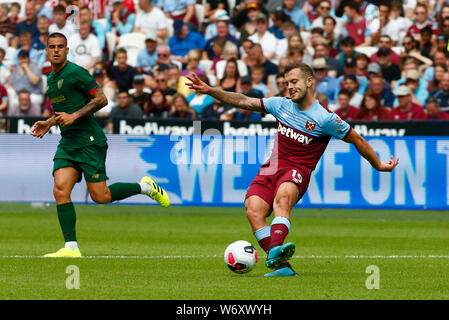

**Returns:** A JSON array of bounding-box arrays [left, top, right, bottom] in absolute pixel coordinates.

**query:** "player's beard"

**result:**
[[291, 89, 307, 105]]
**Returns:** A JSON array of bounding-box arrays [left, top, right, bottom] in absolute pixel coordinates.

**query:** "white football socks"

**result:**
[[65, 241, 78, 250], [139, 182, 152, 194]]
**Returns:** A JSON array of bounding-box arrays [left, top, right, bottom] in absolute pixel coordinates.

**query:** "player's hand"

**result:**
[[55, 112, 78, 127], [185, 73, 210, 94], [31, 120, 51, 138], [378, 156, 399, 172]]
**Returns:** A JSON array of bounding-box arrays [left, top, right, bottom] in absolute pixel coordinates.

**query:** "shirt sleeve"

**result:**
[[322, 112, 352, 140], [261, 97, 284, 117], [76, 66, 100, 95]]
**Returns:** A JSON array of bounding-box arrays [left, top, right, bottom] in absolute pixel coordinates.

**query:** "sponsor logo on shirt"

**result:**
[[50, 95, 66, 104], [277, 122, 313, 145]]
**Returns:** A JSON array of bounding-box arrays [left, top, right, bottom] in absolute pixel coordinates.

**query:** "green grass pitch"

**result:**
[[1, 202, 449, 300]]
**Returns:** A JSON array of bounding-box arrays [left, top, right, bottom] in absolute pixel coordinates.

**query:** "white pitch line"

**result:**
[[2, 255, 449, 259]]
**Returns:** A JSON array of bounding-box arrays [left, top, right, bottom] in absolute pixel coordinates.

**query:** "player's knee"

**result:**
[[90, 192, 109, 204], [273, 195, 292, 212], [53, 185, 69, 202], [245, 202, 265, 223]]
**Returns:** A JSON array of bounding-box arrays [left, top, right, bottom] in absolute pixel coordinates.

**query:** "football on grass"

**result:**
[[224, 240, 258, 274]]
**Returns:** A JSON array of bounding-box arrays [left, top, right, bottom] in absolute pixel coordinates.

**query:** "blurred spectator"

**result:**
[[393, 61, 430, 107], [204, 20, 240, 60], [251, 64, 268, 97], [0, 83, 7, 116], [218, 58, 241, 92], [269, 10, 290, 40], [0, 48, 10, 83], [389, 86, 427, 120], [406, 3, 438, 42], [316, 92, 329, 108], [9, 50, 43, 106], [92, 68, 116, 117], [389, 0, 411, 45], [313, 39, 342, 77], [419, 27, 435, 59], [204, 0, 229, 23], [167, 63, 193, 97], [133, 0, 168, 41], [335, 90, 358, 121], [204, 9, 237, 41], [239, 75, 263, 99], [107, 90, 144, 132], [376, 47, 401, 84], [169, 93, 197, 119], [342, 74, 363, 108], [370, 35, 400, 66], [200, 97, 232, 120], [282, 0, 310, 31], [106, 0, 136, 36], [49, 5, 75, 39], [108, 48, 140, 91], [168, 20, 205, 64], [233, 107, 263, 120], [248, 43, 278, 86], [136, 31, 158, 74], [248, 13, 277, 60], [429, 64, 448, 92], [154, 67, 177, 104], [355, 90, 390, 121], [147, 88, 170, 118], [333, 56, 368, 101], [9, 2, 20, 24], [425, 96, 449, 120], [79, 6, 106, 53], [342, 1, 371, 47], [311, 0, 344, 37], [155, 45, 173, 66], [0, 4, 16, 40], [232, 1, 269, 30], [13, 30, 45, 68], [186, 74, 214, 114], [338, 36, 358, 69], [429, 72, 449, 113], [369, 73, 395, 108], [355, 53, 368, 77], [323, 16, 343, 54], [369, 3, 399, 46], [42, 96, 53, 117], [275, 73, 288, 97], [313, 57, 338, 104], [13, 1, 39, 40], [400, 35, 419, 63], [440, 17, 449, 38], [156, 0, 198, 28], [435, 35, 448, 54], [275, 21, 299, 60], [181, 49, 206, 77], [131, 74, 150, 113], [35, 0, 53, 21], [238, 3, 261, 43], [33, 15, 50, 51], [68, 19, 101, 71], [7, 89, 41, 117], [209, 37, 226, 72]]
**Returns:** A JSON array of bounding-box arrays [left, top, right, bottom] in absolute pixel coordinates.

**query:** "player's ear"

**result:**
[[307, 76, 314, 88]]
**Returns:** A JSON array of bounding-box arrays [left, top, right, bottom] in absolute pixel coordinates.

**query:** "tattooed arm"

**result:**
[[54, 88, 108, 127], [185, 73, 263, 112]]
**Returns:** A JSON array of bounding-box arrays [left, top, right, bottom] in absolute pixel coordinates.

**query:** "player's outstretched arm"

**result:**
[[55, 88, 108, 127], [343, 129, 399, 172], [186, 73, 263, 112]]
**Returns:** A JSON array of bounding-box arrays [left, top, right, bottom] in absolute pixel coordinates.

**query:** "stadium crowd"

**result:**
[[1, 0, 449, 128]]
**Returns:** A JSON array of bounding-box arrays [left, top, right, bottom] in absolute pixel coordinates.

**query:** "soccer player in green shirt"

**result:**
[[31, 32, 170, 257]]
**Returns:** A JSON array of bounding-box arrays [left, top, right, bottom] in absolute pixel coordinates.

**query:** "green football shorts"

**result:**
[[53, 141, 109, 183]]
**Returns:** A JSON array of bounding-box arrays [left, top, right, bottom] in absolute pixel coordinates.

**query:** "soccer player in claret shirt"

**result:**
[[186, 64, 399, 277], [31, 33, 170, 258]]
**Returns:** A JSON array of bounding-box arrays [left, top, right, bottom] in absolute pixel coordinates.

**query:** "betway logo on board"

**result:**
[[277, 122, 313, 145], [119, 120, 194, 135]]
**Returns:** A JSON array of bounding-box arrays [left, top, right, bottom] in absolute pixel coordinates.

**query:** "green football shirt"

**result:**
[[46, 61, 106, 149]]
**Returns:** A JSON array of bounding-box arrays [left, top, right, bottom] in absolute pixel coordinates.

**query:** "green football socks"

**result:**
[[109, 183, 142, 202], [57, 202, 77, 242]]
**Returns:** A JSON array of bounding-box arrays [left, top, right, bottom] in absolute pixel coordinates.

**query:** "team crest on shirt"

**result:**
[[57, 79, 64, 89], [305, 121, 316, 131]]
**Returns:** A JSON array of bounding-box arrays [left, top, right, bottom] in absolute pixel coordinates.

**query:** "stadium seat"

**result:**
[[171, 59, 183, 71], [227, 0, 236, 12], [166, 18, 174, 40], [354, 46, 378, 57], [117, 33, 146, 67], [392, 46, 405, 55], [105, 32, 117, 61], [199, 59, 213, 75], [195, 4, 205, 30], [97, 18, 108, 31], [215, 59, 248, 80]]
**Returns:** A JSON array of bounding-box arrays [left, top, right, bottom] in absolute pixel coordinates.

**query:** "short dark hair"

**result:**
[[115, 47, 127, 56], [339, 89, 351, 97], [426, 96, 440, 104], [118, 89, 130, 96], [343, 1, 359, 12], [18, 50, 29, 58], [53, 4, 65, 13], [323, 15, 336, 25], [47, 32, 67, 46], [284, 63, 315, 79], [341, 36, 355, 47], [18, 89, 30, 95]]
